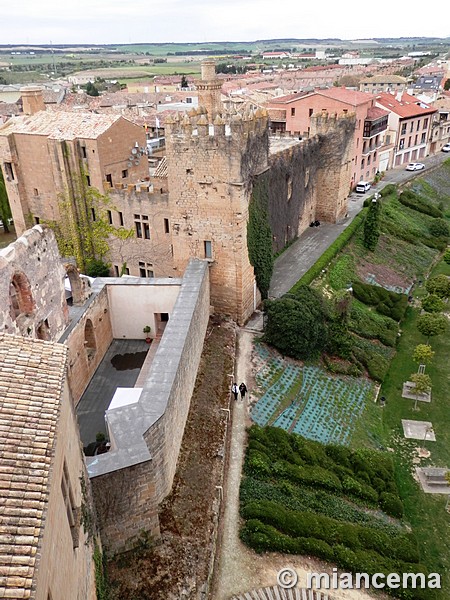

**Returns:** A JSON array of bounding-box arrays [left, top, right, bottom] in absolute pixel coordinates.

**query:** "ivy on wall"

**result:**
[[247, 172, 274, 299]]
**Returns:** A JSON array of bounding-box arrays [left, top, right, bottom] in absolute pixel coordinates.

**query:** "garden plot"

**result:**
[[251, 343, 373, 445]]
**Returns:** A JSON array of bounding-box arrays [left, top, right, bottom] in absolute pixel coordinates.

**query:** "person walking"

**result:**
[[231, 382, 239, 401], [239, 382, 247, 401]]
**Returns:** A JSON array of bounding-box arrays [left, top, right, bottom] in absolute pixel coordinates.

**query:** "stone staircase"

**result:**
[[231, 587, 335, 600]]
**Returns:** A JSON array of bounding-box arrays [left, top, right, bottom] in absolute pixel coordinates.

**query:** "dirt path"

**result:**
[[212, 329, 384, 600]]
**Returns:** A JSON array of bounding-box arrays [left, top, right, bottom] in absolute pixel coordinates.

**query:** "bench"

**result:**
[[424, 468, 448, 486]]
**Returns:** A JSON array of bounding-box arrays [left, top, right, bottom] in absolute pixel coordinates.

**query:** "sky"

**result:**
[[2, 0, 450, 46]]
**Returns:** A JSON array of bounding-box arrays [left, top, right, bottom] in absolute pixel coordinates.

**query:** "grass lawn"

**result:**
[[379, 261, 450, 593]]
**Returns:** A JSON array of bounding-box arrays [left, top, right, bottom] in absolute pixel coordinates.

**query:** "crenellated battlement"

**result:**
[[104, 180, 168, 197], [165, 106, 269, 144]]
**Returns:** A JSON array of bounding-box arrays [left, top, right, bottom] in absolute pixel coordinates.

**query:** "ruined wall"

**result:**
[[0, 225, 69, 339], [61, 286, 113, 406]]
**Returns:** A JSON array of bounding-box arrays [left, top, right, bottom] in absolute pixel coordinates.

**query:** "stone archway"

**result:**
[[9, 272, 35, 320], [65, 264, 84, 306]]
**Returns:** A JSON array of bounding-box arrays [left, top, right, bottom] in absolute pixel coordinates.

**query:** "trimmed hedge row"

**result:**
[[240, 520, 432, 600], [289, 208, 367, 291], [241, 500, 417, 562], [399, 190, 443, 218], [352, 281, 408, 322]]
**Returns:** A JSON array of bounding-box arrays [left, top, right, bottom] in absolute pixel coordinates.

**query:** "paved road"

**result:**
[[268, 152, 449, 299]]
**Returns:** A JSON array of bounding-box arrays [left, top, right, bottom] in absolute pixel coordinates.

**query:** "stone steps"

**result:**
[[231, 587, 334, 600]]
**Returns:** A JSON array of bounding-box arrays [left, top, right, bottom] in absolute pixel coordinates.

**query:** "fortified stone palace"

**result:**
[[0, 61, 355, 324]]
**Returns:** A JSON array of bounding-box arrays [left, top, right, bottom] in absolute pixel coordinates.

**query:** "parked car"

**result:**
[[406, 163, 425, 171], [441, 143, 450, 152], [355, 181, 371, 193]]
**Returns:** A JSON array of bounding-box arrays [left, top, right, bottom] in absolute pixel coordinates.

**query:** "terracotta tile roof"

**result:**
[[375, 91, 437, 118], [0, 334, 68, 599], [153, 156, 167, 178], [316, 87, 373, 106], [366, 106, 389, 121], [360, 74, 407, 84], [0, 110, 127, 140]]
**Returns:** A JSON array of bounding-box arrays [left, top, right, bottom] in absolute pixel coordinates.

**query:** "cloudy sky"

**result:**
[[3, 0, 450, 45]]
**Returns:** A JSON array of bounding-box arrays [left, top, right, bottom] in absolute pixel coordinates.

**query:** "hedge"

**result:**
[[398, 190, 443, 218], [289, 208, 367, 291]]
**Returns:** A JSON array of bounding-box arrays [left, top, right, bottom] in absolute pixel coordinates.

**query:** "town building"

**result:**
[[359, 74, 408, 95], [375, 91, 437, 167], [266, 87, 389, 186], [0, 62, 355, 326]]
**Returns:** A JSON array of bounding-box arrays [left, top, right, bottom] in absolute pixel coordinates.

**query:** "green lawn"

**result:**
[[379, 260, 450, 593]]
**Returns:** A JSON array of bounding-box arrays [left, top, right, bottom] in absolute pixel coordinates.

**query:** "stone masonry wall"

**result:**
[[61, 286, 113, 406], [0, 225, 69, 339]]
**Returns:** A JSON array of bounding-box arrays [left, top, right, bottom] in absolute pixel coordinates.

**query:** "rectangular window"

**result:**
[[86, 175, 91, 187], [401, 124, 407, 135], [164, 218, 170, 234], [106, 173, 113, 186], [421, 132, 426, 144], [423, 118, 429, 129], [107, 210, 113, 225], [408, 136, 412, 147], [122, 169, 128, 179], [118, 211, 124, 226], [33, 188, 39, 196], [308, 108, 313, 117], [291, 107, 295, 117], [4, 162, 14, 181], [139, 261, 154, 277], [34, 216, 40, 224], [125, 267, 130, 275], [81, 146, 87, 159], [410, 122, 414, 133], [414, 135, 418, 146], [204, 240, 212, 259], [61, 461, 79, 549], [114, 265, 120, 277], [91, 208, 96, 221], [416, 120, 421, 131], [134, 215, 150, 239], [399, 139, 405, 150]]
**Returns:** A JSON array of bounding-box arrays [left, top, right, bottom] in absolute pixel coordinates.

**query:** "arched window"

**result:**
[[9, 273, 35, 320], [84, 319, 96, 361]]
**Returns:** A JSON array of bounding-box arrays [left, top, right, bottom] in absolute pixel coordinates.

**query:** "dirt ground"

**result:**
[[107, 316, 236, 600]]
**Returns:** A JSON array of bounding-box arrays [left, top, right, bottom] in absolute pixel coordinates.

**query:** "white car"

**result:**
[[406, 162, 425, 171], [355, 181, 371, 193], [441, 143, 450, 152]]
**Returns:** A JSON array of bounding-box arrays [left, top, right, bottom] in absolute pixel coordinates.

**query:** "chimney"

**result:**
[[396, 91, 403, 102], [20, 86, 45, 115]]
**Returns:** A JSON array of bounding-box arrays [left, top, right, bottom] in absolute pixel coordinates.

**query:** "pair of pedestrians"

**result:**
[[231, 382, 247, 401]]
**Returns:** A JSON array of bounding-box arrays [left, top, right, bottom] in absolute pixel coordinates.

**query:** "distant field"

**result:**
[[78, 64, 202, 80]]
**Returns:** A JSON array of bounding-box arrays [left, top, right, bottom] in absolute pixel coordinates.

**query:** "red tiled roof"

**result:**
[[366, 106, 389, 120], [375, 91, 437, 118], [315, 87, 373, 106]]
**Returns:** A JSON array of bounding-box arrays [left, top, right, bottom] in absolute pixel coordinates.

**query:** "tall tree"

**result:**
[[409, 372, 432, 411], [416, 313, 447, 343], [363, 198, 381, 251]]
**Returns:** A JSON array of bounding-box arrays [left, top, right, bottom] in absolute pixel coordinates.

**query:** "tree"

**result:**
[[45, 174, 134, 273], [363, 198, 381, 251], [409, 372, 432, 411], [421, 294, 445, 313], [443, 249, 450, 265], [416, 313, 447, 343], [429, 218, 450, 238], [263, 286, 328, 360], [412, 344, 434, 369], [86, 81, 99, 97], [180, 75, 189, 88], [0, 170, 13, 234], [425, 274, 450, 299], [444, 78, 450, 91]]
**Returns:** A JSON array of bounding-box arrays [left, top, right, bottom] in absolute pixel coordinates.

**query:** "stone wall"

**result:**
[[87, 260, 210, 553], [60, 286, 113, 406], [0, 225, 69, 339]]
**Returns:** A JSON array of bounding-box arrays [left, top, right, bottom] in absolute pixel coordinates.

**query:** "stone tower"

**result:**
[[196, 59, 223, 119], [165, 62, 269, 325], [310, 111, 356, 223]]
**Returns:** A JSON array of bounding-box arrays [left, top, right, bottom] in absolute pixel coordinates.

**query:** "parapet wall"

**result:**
[[87, 259, 210, 553]]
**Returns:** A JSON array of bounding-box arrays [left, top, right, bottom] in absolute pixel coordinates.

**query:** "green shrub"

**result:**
[[380, 183, 397, 198], [425, 274, 450, 298], [342, 475, 379, 503], [85, 259, 110, 277], [429, 218, 450, 238], [421, 294, 445, 313], [352, 281, 408, 321], [379, 492, 404, 518], [444, 248, 450, 264], [398, 190, 443, 218]]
